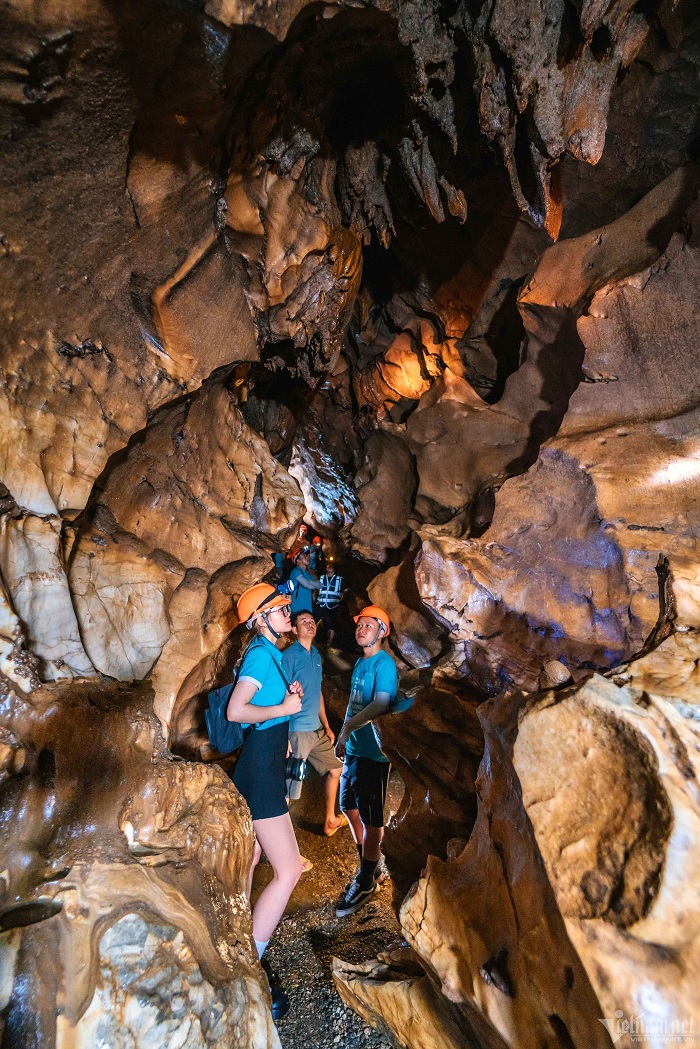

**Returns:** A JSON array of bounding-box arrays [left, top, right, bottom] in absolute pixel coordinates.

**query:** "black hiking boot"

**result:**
[[335, 874, 377, 917], [261, 957, 290, 1021]]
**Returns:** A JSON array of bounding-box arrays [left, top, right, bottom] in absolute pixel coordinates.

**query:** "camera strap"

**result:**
[[269, 656, 291, 693], [238, 638, 290, 692], [246, 646, 293, 732]]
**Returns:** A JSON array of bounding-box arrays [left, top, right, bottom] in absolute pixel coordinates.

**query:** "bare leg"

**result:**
[[344, 807, 363, 847], [247, 837, 262, 899], [251, 813, 303, 943], [323, 767, 343, 834], [362, 825, 383, 862], [341, 808, 383, 861]]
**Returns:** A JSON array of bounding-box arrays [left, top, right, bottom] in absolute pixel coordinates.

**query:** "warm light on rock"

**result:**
[[1, 0, 699, 1044]]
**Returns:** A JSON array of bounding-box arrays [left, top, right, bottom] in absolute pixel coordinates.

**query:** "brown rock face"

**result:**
[[413, 175, 700, 691], [375, 682, 484, 893], [0, 679, 277, 1048], [456, 0, 651, 236], [63, 378, 302, 685], [367, 558, 444, 670], [336, 673, 700, 1049], [349, 431, 417, 565], [2, 0, 700, 1045]]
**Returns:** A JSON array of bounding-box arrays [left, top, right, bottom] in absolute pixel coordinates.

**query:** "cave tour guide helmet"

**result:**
[[289, 543, 311, 563], [237, 582, 294, 638], [353, 605, 391, 647]]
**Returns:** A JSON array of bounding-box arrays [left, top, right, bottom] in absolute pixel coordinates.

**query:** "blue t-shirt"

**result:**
[[290, 567, 315, 613], [282, 641, 323, 732], [345, 650, 397, 762], [238, 636, 288, 731]]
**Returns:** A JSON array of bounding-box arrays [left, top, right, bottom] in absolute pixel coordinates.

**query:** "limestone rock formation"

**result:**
[[0, 678, 278, 1048], [288, 418, 359, 534], [349, 430, 417, 565], [0, 516, 93, 682], [367, 557, 443, 670], [414, 172, 700, 691], [335, 672, 700, 1049], [2, 0, 700, 1045], [512, 676, 698, 1032], [373, 682, 484, 893], [332, 945, 470, 1049]]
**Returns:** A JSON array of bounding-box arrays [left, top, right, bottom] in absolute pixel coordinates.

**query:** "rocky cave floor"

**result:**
[[252, 768, 405, 1048]]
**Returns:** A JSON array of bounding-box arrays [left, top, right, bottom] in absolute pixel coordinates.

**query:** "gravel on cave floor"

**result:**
[[251, 768, 405, 1049]]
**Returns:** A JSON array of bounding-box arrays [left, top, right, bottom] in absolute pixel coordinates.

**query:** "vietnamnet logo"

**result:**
[[599, 1009, 696, 1045]]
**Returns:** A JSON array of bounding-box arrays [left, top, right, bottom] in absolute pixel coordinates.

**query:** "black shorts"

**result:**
[[339, 756, 390, 828], [232, 721, 289, 821]]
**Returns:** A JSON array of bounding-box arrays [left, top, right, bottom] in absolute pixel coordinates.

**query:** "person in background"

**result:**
[[317, 558, 347, 647], [334, 605, 396, 917], [272, 550, 285, 584], [289, 544, 320, 615], [226, 583, 304, 1019], [309, 535, 324, 574], [282, 611, 345, 837]]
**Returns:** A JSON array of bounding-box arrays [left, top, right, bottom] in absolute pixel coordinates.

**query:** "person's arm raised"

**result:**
[[295, 573, 321, 590]]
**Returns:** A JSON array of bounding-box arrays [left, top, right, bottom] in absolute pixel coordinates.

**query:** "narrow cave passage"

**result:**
[[2, 0, 700, 1047], [251, 766, 405, 1049]]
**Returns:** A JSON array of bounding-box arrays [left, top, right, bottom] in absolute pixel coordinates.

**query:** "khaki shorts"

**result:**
[[287, 727, 343, 800]]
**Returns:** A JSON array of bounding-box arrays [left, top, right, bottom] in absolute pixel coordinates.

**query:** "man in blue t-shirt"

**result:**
[[282, 612, 344, 837], [335, 604, 397, 917], [289, 545, 321, 615]]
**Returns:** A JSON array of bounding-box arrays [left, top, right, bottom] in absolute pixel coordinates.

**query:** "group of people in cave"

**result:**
[[222, 526, 397, 1020]]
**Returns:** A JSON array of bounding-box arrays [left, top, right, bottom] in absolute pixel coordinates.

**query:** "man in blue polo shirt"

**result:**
[[282, 611, 344, 836], [334, 604, 397, 916]]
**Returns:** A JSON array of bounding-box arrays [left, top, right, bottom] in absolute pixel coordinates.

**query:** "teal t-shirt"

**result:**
[[238, 636, 288, 731], [345, 649, 397, 762], [290, 567, 315, 613], [282, 641, 323, 732]]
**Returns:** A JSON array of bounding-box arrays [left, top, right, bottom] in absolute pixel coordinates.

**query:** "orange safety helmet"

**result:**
[[289, 543, 310, 562], [237, 583, 291, 627], [353, 605, 390, 637], [312, 535, 322, 546]]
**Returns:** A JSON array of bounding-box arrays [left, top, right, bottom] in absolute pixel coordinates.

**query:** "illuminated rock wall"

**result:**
[[1, 0, 700, 1045], [335, 670, 700, 1049]]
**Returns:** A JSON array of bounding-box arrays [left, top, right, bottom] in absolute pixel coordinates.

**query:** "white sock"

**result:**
[[255, 938, 269, 958]]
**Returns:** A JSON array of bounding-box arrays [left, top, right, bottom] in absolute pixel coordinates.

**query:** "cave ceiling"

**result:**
[[1, 0, 700, 1045]]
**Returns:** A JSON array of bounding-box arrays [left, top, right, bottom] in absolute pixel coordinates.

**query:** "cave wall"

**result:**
[[2, 0, 700, 1045]]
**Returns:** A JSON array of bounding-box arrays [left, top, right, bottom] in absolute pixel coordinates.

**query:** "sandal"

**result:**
[[300, 856, 313, 873], [324, 813, 348, 838]]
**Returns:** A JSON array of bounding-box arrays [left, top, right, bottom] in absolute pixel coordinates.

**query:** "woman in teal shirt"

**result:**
[[227, 583, 304, 1018]]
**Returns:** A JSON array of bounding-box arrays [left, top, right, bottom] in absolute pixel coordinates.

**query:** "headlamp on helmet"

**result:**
[[290, 543, 310, 562]]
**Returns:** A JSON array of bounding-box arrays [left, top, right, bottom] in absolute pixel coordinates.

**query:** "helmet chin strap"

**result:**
[[361, 621, 384, 648], [261, 610, 283, 640]]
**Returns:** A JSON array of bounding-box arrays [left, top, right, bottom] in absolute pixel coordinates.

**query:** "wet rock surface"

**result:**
[[339, 672, 700, 1049], [2, 0, 700, 1045], [0, 678, 278, 1048]]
